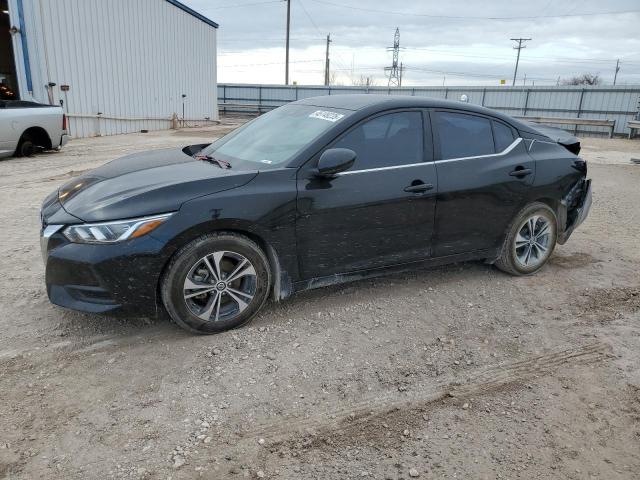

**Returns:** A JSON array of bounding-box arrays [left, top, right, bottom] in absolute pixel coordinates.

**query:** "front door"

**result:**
[[296, 110, 438, 279], [431, 110, 535, 257]]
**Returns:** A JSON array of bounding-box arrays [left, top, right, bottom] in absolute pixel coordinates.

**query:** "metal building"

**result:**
[[1, 0, 218, 137]]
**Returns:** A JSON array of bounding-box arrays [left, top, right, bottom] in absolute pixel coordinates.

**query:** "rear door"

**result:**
[[296, 109, 438, 279], [431, 109, 535, 257]]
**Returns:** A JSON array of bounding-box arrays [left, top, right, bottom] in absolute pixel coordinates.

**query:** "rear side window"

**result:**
[[493, 121, 516, 152], [435, 111, 494, 159], [333, 111, 424, 170]]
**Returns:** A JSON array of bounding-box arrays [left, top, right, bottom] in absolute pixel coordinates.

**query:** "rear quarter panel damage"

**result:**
[[527, 139, 588, 242]]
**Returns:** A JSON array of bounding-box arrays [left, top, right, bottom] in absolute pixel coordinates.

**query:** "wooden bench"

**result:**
[[628, 120, 640, 139], [218, 102, 278, 115], [515, 116, 616, 138]]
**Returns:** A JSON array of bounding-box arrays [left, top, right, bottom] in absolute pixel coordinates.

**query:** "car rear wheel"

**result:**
[[161, 233, 271, 334], [495, 202, 557, 276]]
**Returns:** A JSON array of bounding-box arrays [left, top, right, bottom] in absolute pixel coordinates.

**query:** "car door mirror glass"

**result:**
[[316, 148, 356, 176]]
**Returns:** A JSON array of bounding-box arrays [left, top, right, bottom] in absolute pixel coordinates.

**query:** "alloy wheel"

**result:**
[[514, 215, 552, 268], [183, 250, 257, 322]]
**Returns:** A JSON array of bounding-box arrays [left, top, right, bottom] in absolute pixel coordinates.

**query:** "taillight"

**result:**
[[62, 114, 67, 131]]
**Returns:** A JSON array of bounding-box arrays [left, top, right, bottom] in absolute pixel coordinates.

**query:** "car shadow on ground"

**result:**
[[51, 247, 605, 351], [51, 260, 499, 343]]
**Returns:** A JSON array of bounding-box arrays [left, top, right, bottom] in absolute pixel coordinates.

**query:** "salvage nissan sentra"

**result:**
[[40, 95, 591, 334]]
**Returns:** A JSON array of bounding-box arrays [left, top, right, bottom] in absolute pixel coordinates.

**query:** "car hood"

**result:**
[[58, 147, 258, 222]]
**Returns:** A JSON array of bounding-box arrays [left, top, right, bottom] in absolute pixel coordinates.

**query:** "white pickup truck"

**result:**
[[0, 99, 69, 158]]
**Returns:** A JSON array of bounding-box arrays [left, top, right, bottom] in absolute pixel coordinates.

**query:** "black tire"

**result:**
[[16, 134, 36, 157], [161, 232, 271, 334], [494, 202, 557, 276]]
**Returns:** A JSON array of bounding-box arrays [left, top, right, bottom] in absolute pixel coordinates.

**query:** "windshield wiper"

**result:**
[[194, 154, 232, 169]]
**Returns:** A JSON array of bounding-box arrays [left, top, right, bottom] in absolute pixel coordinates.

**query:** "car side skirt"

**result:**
[[290, 248, 500, 295]]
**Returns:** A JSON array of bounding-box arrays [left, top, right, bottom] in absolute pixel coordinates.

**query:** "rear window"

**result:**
[[493, 121, 515, 152], [435, 111, 494, 159]]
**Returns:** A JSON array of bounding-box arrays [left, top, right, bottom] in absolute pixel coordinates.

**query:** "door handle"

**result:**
[[509, 167, 533, 177], [404, 182, 434, 193]]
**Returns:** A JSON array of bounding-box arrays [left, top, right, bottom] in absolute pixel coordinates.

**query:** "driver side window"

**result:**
[[332, 111, 425, 171]]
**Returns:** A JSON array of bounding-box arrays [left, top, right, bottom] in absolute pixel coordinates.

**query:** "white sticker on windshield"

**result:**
[[309, 110, 345, 122]]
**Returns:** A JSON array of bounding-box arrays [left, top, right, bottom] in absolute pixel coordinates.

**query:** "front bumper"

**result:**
[[41, 227, 170, 315], [558, 178, 592, 244]]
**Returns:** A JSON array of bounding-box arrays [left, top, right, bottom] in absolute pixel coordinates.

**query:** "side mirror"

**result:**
[[315, 148, 356, 177]]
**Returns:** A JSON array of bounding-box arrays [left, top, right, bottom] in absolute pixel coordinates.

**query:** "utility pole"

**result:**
[[510, 37, 531, 86], [285, 0, 291, 85], [324, 34, 331, 86], [385, 28, 403, 88], [399, 62, 404, 87], [613, 58, 620, 85]]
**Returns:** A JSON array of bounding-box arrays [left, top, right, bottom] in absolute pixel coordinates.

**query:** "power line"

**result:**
[[307, 0, 640, 20], [221, 59, 324, 68], [294, 65, 564, 83], [296, 0, 353, 82], [402, 47, 640, 66], [208, 0, 281, 9]]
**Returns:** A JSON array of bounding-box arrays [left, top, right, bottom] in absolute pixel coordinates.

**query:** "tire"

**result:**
[[495, 202, 557, 276], [161, 232, 271, 334], [16, 134, 35, 157]]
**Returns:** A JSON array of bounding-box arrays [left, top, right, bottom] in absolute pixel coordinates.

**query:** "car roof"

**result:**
[[295, 94, 537, 133]]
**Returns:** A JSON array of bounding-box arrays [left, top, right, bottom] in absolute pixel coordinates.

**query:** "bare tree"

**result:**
[[352, 75, 377, 87], [329, 71, 343, 86], [561, 73, 601, 86]]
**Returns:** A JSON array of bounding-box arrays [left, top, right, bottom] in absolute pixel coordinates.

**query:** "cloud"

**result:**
[[185, 0, 640, 86]]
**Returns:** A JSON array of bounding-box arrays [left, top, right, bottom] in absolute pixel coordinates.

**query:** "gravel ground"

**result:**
[[0, 123, 639, 479]]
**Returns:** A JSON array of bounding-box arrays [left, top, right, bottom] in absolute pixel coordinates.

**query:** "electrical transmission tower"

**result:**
[[385, 28, 404, 88]]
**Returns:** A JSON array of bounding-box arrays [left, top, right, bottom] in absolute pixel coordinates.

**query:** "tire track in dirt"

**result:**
[[247, 342, 612, 444]]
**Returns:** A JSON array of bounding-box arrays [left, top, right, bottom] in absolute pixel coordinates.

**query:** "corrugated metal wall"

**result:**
[[218, 84, 640, 137], [19, 0, 218, 138]]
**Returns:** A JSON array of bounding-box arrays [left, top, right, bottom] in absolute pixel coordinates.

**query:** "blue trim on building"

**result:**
[[164, 0, 218, 28], [16, 0, 33, 93]]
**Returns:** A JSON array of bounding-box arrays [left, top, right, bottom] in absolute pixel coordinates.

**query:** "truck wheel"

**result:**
[[16, 134, 36, 157]]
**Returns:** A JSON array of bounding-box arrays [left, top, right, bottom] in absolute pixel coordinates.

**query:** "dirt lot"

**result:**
[[1, 124, 639, 480]]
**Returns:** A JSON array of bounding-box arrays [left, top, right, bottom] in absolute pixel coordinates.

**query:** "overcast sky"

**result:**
[[184, 0, 640, 87]]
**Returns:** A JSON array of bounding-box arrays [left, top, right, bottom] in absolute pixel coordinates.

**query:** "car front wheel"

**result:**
[[495, 202, 557, 276], [161, 233, 271, 334]]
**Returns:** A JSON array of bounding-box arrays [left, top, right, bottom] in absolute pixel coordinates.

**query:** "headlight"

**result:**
[[63, 213, 173, 244]]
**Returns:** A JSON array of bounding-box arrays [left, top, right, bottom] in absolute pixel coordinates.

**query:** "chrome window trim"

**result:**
[[435, 137, 522, 164], [527, 138, 558, 151], [336, 137, 522, 176], [337, 161, 429, 176]]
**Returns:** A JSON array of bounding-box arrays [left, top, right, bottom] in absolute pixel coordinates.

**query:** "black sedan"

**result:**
[[41, 95, 591, 334]]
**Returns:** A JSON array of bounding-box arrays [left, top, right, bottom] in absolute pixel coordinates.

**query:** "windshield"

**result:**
[[200, 104, 351, 169]]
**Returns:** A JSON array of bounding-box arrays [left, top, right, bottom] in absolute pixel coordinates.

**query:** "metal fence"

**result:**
[[218, 83, 640, 137]]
